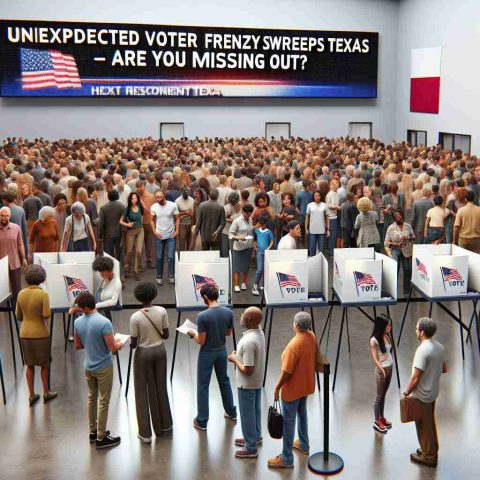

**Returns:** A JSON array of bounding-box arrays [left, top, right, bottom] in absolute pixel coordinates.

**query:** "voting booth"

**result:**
[[34, 252, 122, 310], [333, 248, 397, 303], [175, 251, 231, 308], [264, 249, 328, 305], [412, 244, 478, 297], [0, 256, 10, 305]]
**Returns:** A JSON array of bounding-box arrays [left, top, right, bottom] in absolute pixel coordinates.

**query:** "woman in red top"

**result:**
[[28, 206, 59, 262]]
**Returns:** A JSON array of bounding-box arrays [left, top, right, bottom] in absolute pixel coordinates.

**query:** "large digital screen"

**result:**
[[0, 20, 378, 98]]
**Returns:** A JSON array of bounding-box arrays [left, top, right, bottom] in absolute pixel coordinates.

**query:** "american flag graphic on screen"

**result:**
[[20, 48, 82, 90], [64, 275, 88, 301], [416, 258, 428, 276], [440, 266, 462, 282], [192, 274, 218, 291]]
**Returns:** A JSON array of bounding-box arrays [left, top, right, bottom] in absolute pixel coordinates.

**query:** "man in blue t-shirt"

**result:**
[[72, 292, 123, 449], [187, 284, 237, 430]]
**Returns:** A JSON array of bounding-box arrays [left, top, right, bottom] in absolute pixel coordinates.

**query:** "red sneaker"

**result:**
[[235, 449, 258, 459], [381, 417, 392, 429], [373, 419, 388, 434]]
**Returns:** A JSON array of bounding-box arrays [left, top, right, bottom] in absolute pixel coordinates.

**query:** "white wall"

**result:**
[[395, 0, 480, 153], [0, 0, 398, 141]]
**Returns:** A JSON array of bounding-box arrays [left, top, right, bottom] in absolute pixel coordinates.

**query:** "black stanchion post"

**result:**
[[308, 362, 344, 475], [125, 348, 133, 398]]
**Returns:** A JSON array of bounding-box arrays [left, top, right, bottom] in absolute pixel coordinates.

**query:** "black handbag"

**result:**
[[268, 400, 283, 439]]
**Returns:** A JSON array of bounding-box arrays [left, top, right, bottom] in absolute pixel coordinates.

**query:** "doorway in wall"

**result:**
[[265, 122, 291, 140], [407, 129, 427, 146], [160, 123, 185, 140], [348, 122, 372, 140], [439, 132, 471, 154]]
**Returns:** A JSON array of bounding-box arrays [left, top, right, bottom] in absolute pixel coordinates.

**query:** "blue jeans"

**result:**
[[328, 218, 337, 254], [281, 396, 309, 466], [391, 249, 412, 293], [254, 249, 265, 285], [71, 237, 90, 252], [155, 237, 176, 279], [238, 387, 262, 451], [197, 347, 236, 427], [308, 233, 325, 257]]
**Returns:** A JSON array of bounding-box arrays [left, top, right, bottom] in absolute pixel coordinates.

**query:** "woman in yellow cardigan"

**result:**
[[16, 264, 57, 406]]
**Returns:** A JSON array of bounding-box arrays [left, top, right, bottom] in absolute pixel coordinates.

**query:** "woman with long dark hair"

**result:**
[[369, 314, 393, 434], [120, 192, 144, 280]]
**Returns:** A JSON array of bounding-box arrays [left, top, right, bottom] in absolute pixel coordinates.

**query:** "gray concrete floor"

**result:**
[[0, 267, 479, 480]]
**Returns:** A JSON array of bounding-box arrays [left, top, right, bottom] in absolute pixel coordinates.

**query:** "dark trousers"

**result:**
[[392, 250, 412, 293], [134, 344, 173, 437], [9, 267, 22, 305], [103, 236, 121, 260], [374, 366, 392, 419], [201, 236, 220, 251], [143, 223, 155, 265], [178, 224, 192, 251]]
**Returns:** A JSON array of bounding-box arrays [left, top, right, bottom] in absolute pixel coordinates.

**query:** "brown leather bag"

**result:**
[[400, 394, 421, 423], [315, 344, 328, 373]]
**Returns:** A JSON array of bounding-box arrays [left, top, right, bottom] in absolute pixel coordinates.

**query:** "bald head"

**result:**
[[242, 306, 263, 329]]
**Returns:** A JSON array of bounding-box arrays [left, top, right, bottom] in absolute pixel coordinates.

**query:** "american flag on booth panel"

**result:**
[[277, 272, 302, 288], [20, 48, 82, 90], [192, 274, 218, 291], [64, 275, 88, 301], [416, 258, 428, 276], [440, 266, 462, 282]]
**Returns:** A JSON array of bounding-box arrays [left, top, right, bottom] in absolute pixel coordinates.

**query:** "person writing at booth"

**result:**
[[228, 306, 265, 459], [187, 283, 237, 431], [268, 312, 316, 469], [91, 256, 122, 311], [73, 292, 123, 450]]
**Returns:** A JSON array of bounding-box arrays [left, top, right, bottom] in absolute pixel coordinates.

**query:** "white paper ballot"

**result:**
[[177, 319, 198, 335], [114, 333, 130, 346]]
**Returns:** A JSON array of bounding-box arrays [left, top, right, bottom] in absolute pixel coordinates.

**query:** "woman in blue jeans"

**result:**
[[305, 190, 329, 257], [252, 215, 274, 296], [187, 284, 237, 430]]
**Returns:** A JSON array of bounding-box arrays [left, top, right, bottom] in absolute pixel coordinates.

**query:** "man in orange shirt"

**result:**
[[268, 311, 317, 469]]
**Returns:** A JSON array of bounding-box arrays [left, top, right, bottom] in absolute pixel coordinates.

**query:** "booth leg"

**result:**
[[466, 300, 477, 344], [262, 308, 270, 334], [7, 309, 16, 371], [125, 348, 133, 399], [259, 290, 265, 311], [429, 302, 433, 317], [319, 304, 333, 346], [345, 309, 351, 354], [458, 302, 465, 361], [64, 315, 71, 354], [170, 311, 182, 383], [310, 307, 320, 390], [116, 350, 122, 385], [0, 356, 5, 405], [398, 284, 413, 345], [387, 305, 401, 388], [62, 313, 66, 339], [332, 308, 346, 392], [48, 313, 55, 390], [373, 306, 377, 318], [232, 319, 237, 350], [263, 309, 274, 387], [475, 304, 480, 356], [10, 300, 24, 366]]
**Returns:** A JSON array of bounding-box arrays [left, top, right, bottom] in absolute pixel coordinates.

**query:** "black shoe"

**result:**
[[90, 430, 110, 443], [96, 435, 121, 449]]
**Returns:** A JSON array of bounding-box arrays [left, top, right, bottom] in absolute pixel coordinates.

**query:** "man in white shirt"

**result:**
[[228, 307, 265, 459], [278, 221, 301, 250], [150, 191, 179, 285], [403, 317, 447, 468]]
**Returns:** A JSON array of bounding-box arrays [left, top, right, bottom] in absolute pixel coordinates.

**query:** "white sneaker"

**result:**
[[241, 283, 247, 291], [234, 285, 241, 293], [169, 277, 175, 285], [156, 278, 163, 285], [252, 284, 259, 296], [137, 434, 152, 444]]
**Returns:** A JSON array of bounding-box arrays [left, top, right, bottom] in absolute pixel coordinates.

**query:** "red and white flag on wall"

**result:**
[[410, 47, 442, 114]]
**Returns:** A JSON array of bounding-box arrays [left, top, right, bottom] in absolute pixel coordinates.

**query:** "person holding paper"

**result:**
[[187, 283, 237, 431], [72, 292, 123, 450], [403, 317, 447, 468], [228, 307, 265, 459], [130, 282, 172, 443], [92, 256, 122, 310]]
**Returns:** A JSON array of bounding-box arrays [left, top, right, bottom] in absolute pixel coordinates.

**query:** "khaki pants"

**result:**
[[415, 400, 438, 463], [85, 365, 113, 440], [459, 237, 480, 254], [178, 224, 192, 251], [125, 226, 144, 271], [142, 223, 155, 265]]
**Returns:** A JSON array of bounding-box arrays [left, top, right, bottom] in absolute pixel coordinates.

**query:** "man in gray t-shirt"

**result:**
[[228, 307, 265, 458], [403, 317, 448, 467]]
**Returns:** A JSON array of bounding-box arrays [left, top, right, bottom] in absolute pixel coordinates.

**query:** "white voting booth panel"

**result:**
[[264, 249, 309, 303], [412, 244, 473, 297], [34, 252, 121, 310], [175, 251, 230, 308], [0, 256, 10, 304], [334, 248, 395, 302]]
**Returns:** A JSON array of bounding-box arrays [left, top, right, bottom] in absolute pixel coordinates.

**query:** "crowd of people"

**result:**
[[0, 135, 479, 299], [0, 135, 469, 467]]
